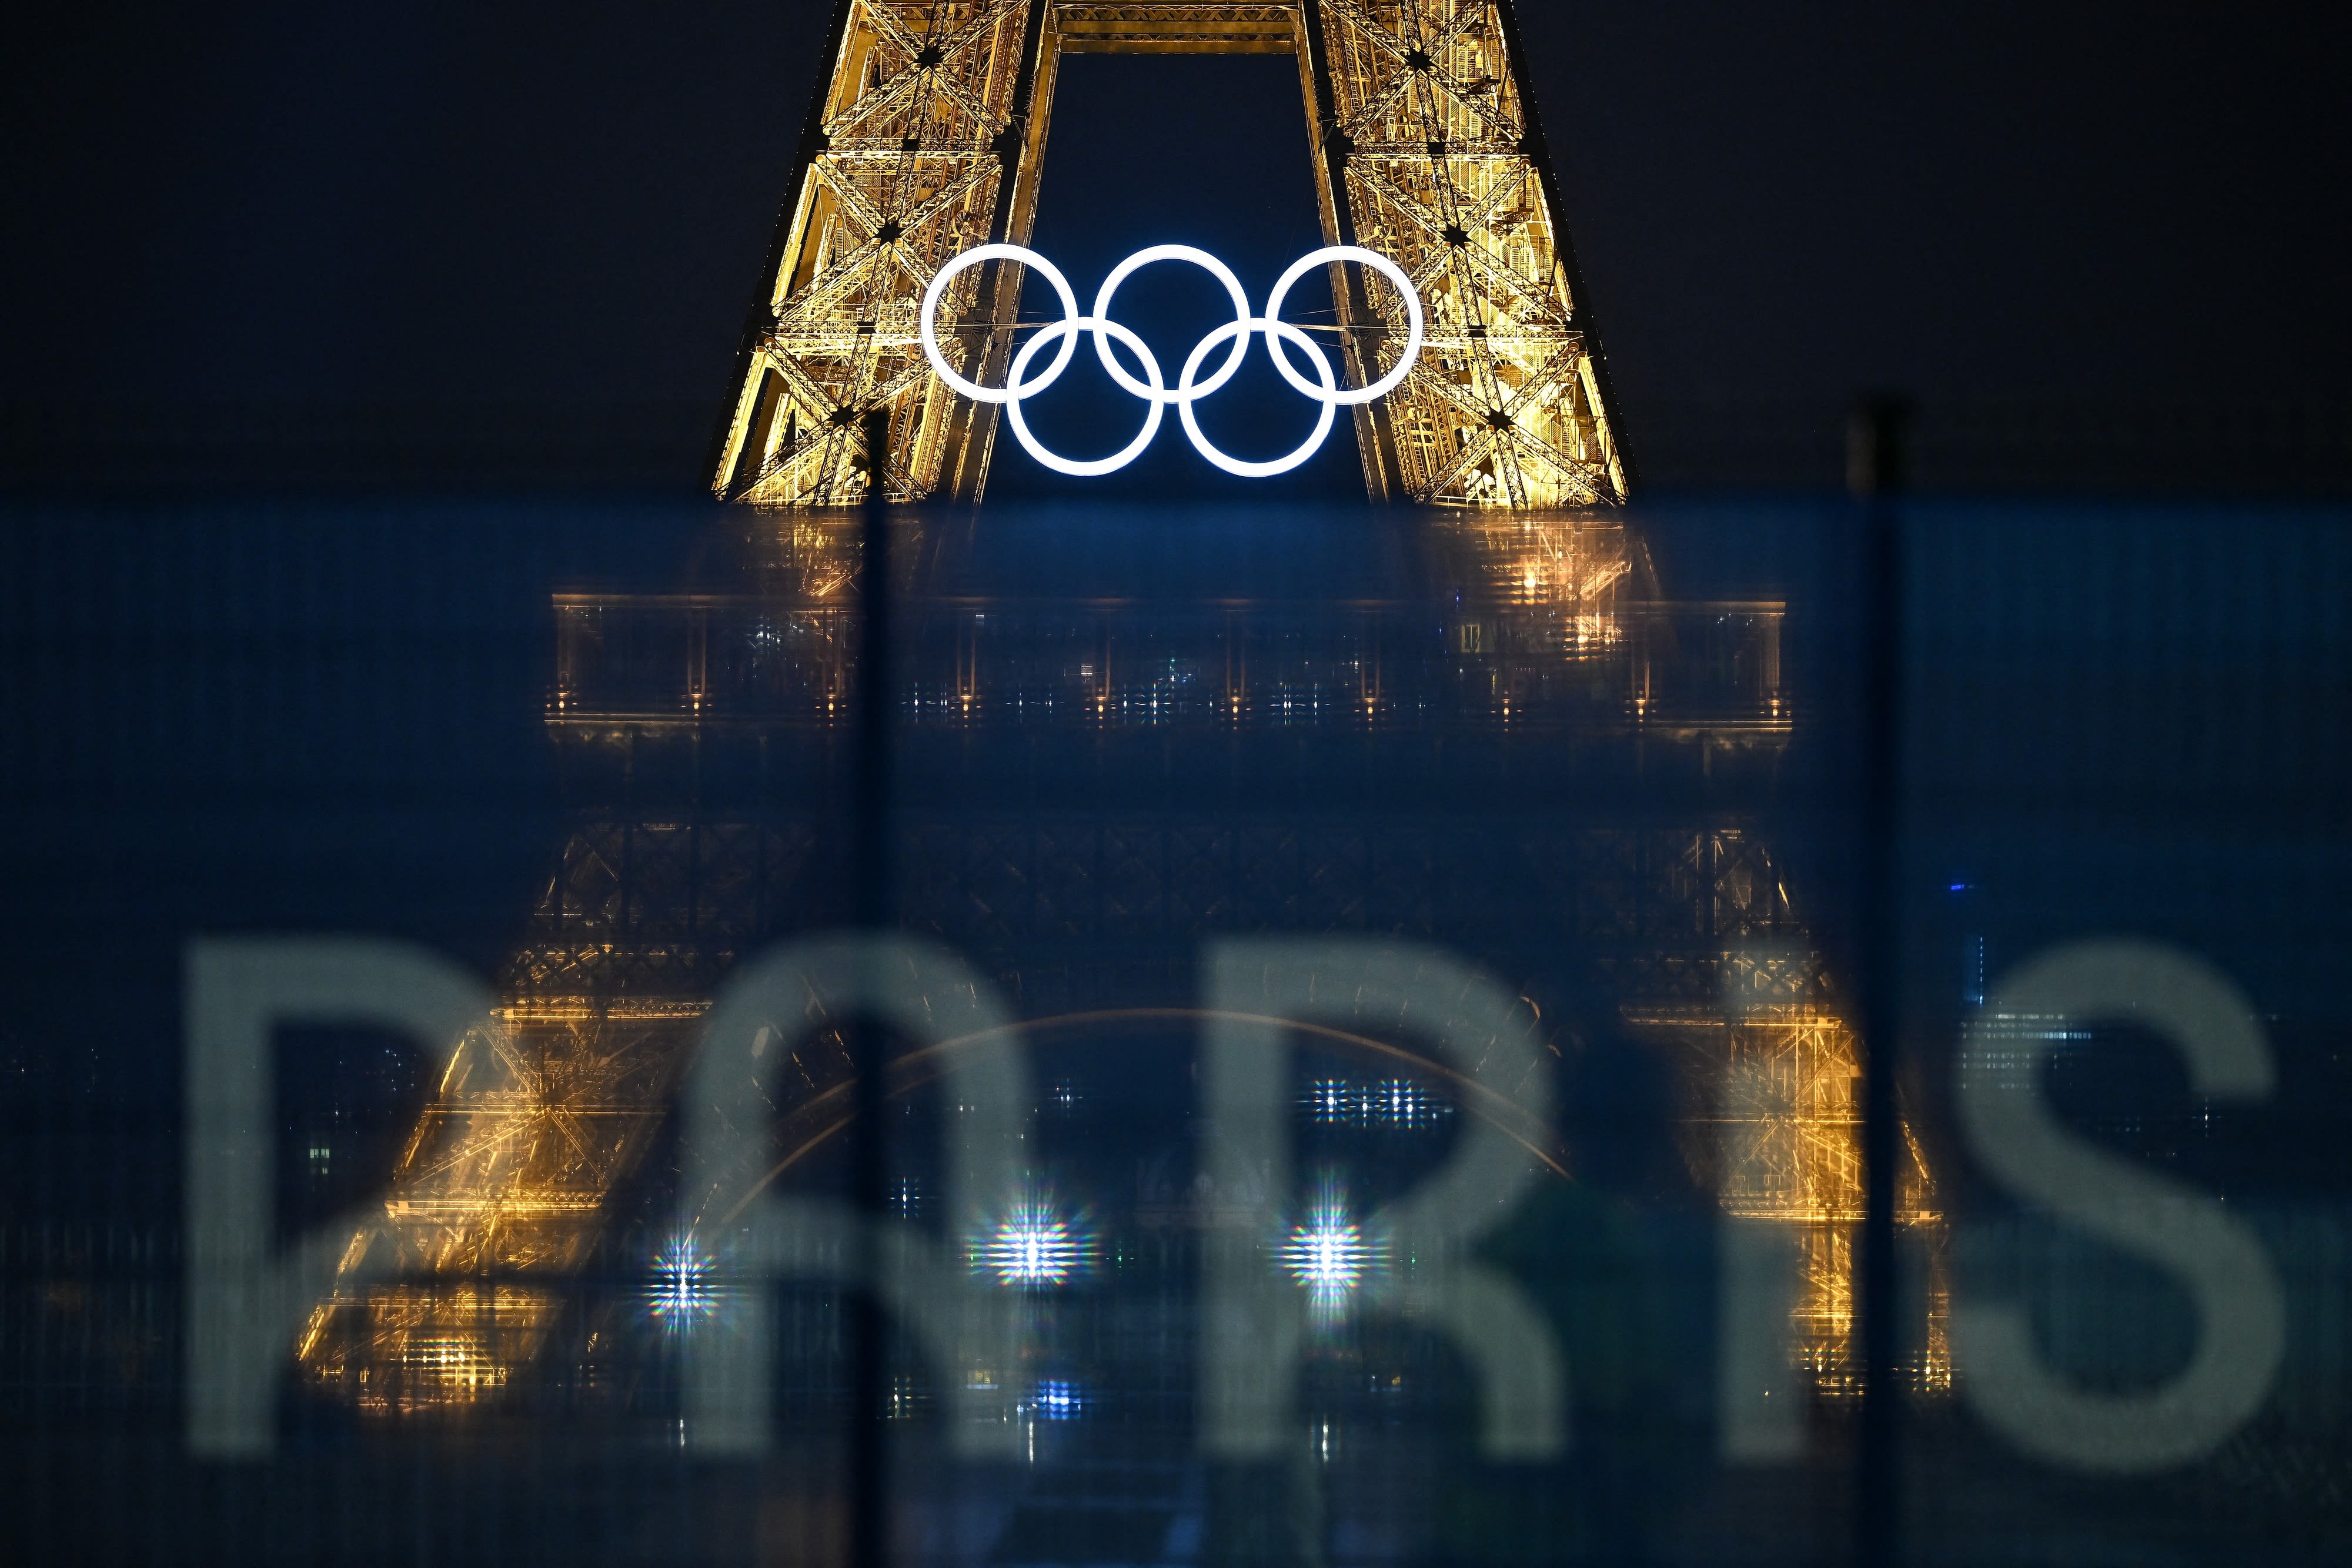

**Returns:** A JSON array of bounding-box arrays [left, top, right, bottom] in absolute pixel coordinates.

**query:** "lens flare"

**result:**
[[1029, 1379, 1085, 1420], [647, 1231, 718, 1331], [978, 1196, 1095, 1286], [918, 242, 1424, 477], [1302, 1076, 1452, 1130], [1285, 1217, 1369, 1294], [1282, 1184, 1382, 1313], [1306, 1078, 1352, 1122]]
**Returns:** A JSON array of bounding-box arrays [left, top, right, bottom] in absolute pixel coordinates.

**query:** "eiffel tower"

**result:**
[[713, 0, 1630, 508], [293, 0, 1948, 1463], [294, 510, 1949, 1429]]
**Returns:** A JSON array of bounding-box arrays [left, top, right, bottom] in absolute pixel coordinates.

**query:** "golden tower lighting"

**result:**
[[711, 1, 1631, 507]]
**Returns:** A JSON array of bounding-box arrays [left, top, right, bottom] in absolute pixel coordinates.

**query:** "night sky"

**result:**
[[7, 1, 2347, 439]]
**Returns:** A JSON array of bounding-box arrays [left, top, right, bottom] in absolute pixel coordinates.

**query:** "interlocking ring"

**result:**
[[917, 243, 1424, 477]]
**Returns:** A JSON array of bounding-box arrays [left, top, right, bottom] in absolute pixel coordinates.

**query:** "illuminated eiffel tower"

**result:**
[[294, 1, 1948, 1435], [713, 0, 1631, 508], [295, 511, 1949, 1420]]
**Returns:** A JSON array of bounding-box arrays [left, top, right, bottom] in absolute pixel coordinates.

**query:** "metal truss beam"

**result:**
[[710, 1, 1631, 508]]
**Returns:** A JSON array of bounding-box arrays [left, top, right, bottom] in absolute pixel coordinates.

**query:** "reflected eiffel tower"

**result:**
[[296, 511, 1947, 1419], [295, 0, 1938, 1437]]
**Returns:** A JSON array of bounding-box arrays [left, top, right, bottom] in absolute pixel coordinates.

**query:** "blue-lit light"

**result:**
[[979, 1197, 1094, 1286], [1379, 1079, 1426, 1125], [1030, 1379, 1085, 1420], [1285, 1218, 1369, 1294], [648, 1232, 718, 1331], [1301, 1076, 1451, 1130]]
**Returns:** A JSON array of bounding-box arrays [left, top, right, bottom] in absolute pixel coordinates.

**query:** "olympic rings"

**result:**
[[920, 245, 1081, 404], [1005, 315, 1165, 477], [1180, 315, 1335, 477], [917, 243, 1424, 476]]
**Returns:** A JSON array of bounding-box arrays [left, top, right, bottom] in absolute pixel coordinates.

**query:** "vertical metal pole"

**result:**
[[850, 404, 895, 1568], [1849, 393, 1910, 1568]]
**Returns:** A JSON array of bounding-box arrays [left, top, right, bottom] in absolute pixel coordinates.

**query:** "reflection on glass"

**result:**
[[647, 1231, 719, 1332], [1284, 1180, 1378, 1316], [981, 1197, 1093, 1288], [292, 507, 1942, 1430]]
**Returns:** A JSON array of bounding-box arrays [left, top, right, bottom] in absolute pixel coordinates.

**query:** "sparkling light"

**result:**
[[649, 1232, 717, 1331], [1030, 1379, 1085, 1420], [979, 1198, 1093, 1286], [1285, 1219, 1369, 1294], [1374, 1078, 1435, 1128], [1282, 1187, 1381, 1310], [1301, 1076, 1452, 1130], [918, 242, 1424, 477]]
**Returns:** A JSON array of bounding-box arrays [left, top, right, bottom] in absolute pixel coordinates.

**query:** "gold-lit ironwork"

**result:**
[[1680, 976, 1949, 1397], [713, 1, 1628, 507], [297, 998, 710, 1409], [294, 513, 1945, 1414]]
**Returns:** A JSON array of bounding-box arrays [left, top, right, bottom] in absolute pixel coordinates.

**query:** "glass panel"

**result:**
[[1, 496, 2344, 1565]]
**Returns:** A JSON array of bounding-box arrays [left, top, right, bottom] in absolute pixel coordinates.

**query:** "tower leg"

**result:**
[[1299, 1, 1409, 505]]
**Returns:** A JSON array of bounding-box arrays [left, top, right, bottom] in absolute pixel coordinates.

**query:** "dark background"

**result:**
[[4, 10, 2351, 1561], [6, 0, 2349, 487]]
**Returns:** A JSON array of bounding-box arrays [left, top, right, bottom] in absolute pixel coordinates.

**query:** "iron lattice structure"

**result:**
[[293, 517, 1945, 1412], [713, 1, 1630, 507]]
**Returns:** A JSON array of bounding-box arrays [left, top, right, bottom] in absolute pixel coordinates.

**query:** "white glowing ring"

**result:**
[[920, 243, 1081, 404], [1088, 244, 1253, 403], [1004, 315, 1165, 476], [1262, 245, 1425, 406], [1178, 316, 1337, 478], [916, 242, 1423, 475]]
